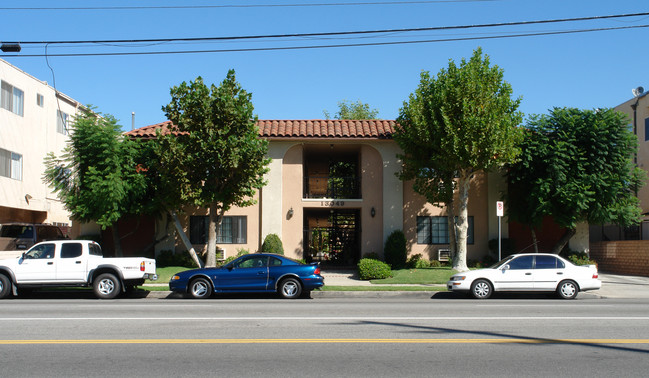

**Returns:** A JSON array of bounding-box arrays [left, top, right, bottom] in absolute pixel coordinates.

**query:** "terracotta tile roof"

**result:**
[[125, 120, 396, 140]]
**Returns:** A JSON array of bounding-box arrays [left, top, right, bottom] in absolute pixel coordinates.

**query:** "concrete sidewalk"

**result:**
[[319, 270, 649, 299], [144, 271, 649, 299]]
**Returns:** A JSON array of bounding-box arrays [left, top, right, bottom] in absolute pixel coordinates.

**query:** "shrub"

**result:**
[[384, 230, 407, 269], [561, 250, 597, 266], [357, 258, 392, 280], [407, 253, 431, 269], [430, 259, 442, 268], [261, 233, 284, 255], [156, 250, 197, 268]]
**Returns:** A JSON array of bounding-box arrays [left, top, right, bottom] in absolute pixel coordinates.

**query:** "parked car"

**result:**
[[447, 253, 601, 299], [169, 253, 324, 299], [0, 223, 67, 251], [0, 240, 157, 299]]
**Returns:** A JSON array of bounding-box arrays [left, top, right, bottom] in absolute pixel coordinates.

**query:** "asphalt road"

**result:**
[[1, 297, 648, 377]]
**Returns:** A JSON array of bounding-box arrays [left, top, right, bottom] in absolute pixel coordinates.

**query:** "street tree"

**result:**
[[323, 99, 379, 119], [44, 109, 146, 256], [506, 107, 645, 253], [395, 48, 523, 271], [158, 70, 270, 267]]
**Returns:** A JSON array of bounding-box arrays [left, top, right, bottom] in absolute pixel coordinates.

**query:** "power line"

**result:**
[[5, 12, 649, 46], [0, 1, 497, 11], [4, 24, 647, 58]]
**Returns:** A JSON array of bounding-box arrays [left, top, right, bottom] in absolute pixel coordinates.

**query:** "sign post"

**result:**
[[496, 201, 504, 261]]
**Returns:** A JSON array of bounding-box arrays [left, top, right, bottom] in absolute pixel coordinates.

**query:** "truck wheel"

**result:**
[[93, 273, 121, 299], [0, 275, 11, 299]]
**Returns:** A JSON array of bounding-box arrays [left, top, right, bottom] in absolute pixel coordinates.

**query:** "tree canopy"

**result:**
[[323, 99, 379, 120], [157, 70, 270, 267], [395, 48, 523, 271], [44, 109, 146, 256], [506, 107, 645, 253]]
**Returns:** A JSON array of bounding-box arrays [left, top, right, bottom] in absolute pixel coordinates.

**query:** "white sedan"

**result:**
[[447, 253, 601, 299]]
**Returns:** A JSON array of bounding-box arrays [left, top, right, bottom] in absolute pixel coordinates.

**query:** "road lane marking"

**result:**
[[1, 338, 649, 345], [1, 316, 649, 321]]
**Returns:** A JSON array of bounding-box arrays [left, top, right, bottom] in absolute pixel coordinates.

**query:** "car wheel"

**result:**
[[93, 273, 121, 299], [278, 277, 302, 299], [557, 280, 579, 299], [471, 279, 493, 299], [0, 275, 11, 299], [189, 278, 212, 299]]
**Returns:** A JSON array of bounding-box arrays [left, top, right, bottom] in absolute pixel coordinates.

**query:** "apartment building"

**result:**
[[0, 58, 82, 229], [126, 120, 590, 263]]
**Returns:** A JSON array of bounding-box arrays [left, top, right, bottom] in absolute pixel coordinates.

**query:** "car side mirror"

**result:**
[[502, 264, 510, 271]]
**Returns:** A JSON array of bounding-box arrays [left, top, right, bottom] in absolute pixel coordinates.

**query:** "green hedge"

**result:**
[[358, 258, 392, 280], [261, 233, 284, 255]]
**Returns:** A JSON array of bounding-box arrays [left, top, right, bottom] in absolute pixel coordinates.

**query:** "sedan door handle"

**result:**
[[257, 271, 266, 275], [525, 272, 532, 275], [75, 261, 82, 264], [557, 272, 563, 275], [47, 262, 54, 265]]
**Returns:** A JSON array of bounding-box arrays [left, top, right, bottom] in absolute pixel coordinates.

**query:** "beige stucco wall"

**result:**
[[0, 59, 80, 227], [616, 95, 649, 234], [403, 171, 490, 262]]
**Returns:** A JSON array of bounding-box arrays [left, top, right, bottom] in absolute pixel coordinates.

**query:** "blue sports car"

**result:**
[[169, 253, 325, 299]]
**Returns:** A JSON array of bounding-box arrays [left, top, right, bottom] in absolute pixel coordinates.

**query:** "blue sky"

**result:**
[[2, 0, 649, 130]]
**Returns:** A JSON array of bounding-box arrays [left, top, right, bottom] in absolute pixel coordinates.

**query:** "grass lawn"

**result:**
[[370, 267, 456, 285], [141, 266, 456, 292], [147, 266, 191, 284]]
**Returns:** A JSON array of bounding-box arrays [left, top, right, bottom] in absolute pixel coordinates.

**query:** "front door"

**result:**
[[13, 243, 57, 283], [494, 255, 534, 290], [216, 255, 269, 291]]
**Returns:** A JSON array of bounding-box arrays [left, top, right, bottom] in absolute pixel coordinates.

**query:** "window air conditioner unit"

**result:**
[[438, 249, 451, 262]]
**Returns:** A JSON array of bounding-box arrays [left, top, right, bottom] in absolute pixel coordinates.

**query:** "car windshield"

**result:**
[[488, 256, 515, 269]]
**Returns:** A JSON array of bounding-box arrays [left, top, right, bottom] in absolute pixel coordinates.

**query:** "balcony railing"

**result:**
[[303, 176, 361, 199]]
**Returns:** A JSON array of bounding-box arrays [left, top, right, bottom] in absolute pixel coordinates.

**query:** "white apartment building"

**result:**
[[0, 58, 82, 230]]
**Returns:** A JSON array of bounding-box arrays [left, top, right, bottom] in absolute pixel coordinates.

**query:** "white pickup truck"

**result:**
[[0, 240, 157, 299]]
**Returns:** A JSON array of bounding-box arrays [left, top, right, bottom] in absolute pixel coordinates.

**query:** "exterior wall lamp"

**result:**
[[287, 207, 294, 219], [370, 207, 376, 218]]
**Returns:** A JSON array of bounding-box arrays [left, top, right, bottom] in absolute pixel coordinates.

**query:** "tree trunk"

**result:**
[[452, 171, 471, 272], [111, 223, 123, 257], [205, 203, 224, 268], [446, 197, 457, 260], [550, 228, 576, 255], [170, 210, 204, 268], [531, 227, 539, 254]]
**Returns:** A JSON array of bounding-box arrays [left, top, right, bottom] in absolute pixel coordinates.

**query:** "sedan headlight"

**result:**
[[451, 276, 466, 281], [170, 275, 180, 281]]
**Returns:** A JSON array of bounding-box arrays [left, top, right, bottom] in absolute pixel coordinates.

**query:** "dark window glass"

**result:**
[[190, 216, 247, 244], [416, 216, 474, 245], [535, 255, 558, 269], [508, 255, 534, 270], [269, 257, 283, 266], [61, 243, 83, 258]]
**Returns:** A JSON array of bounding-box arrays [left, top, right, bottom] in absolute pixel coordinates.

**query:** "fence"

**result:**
[[589, 241, 649, 277]]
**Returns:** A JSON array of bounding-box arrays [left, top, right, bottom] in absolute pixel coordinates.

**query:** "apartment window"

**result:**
[[1, 80, 24, 116], [37, 93, 44, 107], [417, 216, 474, 245], [57, 110, 69, 135], [190, 216, 247, 244], [645, 118, 649, 142], [0, 148, 23, 180]]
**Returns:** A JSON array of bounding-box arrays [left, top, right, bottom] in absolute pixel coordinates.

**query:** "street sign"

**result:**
[[496, 201, 504, 217]]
